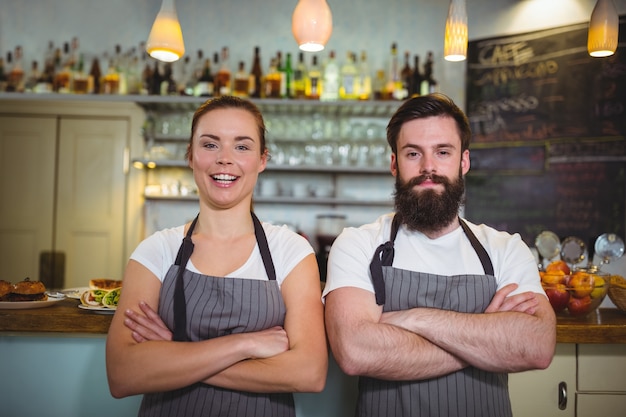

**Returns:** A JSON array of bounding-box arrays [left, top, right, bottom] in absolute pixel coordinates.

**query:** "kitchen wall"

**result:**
[[2, 0, 626, 108]]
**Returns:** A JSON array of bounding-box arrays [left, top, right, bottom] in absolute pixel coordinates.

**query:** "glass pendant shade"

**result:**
[[146, 0, 185, 62], [444, 0, 468, 62], [588, 0, 619, 57], [292, 0, 333, 52]]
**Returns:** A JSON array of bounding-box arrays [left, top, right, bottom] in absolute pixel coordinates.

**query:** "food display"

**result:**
[[80, 279, 122, 309], [0, 278, 48, 302], [540, 261, 608, 317]]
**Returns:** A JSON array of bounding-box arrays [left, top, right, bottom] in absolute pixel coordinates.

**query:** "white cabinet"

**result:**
[[509, 344, 576, 417], [510, 343, 626, 417], [0, 97, 145, 289], [577, 344, 626, 416]]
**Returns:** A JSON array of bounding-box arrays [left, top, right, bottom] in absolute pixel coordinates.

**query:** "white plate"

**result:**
[[78, 304, 116, 314], [0, 296, 65, 310], [61, 287, 90, 300]]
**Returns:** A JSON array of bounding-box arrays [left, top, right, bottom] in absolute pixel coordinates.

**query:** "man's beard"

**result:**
[[393, 170, 466, 234]]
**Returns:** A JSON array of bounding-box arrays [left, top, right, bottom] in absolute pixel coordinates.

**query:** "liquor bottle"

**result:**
[[421, 51, 437, 95], [373, 69, 388, 100], [275, 51, 285, 97], [215, 46, 231, 96], [249, 46, 263, 98], [194, 58, 214, 97], [88, 57, 102, 94], [9, 46, 25, 92], [292, 52, 307, 99], [358, 50, 372, 100], [339, 51, 358, 100], [72, 54, 89, 94], [233, 61, 250, 98], [0, 58, 7, 92], [386, 42, 402, 100], [410, 54, 422, 97], [24, 60, 40, 92], [399, 51, 412, 100], [264, 57, 281, 98], [305, 55, 322, 100], [176, 55, 194, 96], [54, 42, 72, 93], [149, 60, 162, 95], [281, 52, 293, 98], [321, 50, 339, 101]]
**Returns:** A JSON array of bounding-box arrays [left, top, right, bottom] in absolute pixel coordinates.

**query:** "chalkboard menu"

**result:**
[[464, 18, 626, 247]]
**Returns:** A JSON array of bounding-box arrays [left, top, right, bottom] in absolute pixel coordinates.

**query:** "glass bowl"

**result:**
[[540, 269, 609, 317]]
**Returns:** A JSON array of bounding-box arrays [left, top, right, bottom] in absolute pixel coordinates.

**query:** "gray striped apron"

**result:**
[[139, 213, 295, 417], [361, 216, 512, 417]]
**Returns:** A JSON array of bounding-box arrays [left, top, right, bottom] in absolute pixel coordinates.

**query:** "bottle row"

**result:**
[[0, 39, 439, 101]]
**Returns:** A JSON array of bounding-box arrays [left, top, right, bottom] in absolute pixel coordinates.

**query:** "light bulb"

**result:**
[[146, 0, 185, 63]]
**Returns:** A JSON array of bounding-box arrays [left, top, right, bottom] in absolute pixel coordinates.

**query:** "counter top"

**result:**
[[0, 298, 112, 334], [1, 300, 625, 343]]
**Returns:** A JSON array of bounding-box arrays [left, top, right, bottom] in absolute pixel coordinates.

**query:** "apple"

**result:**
[[541, 270, 568, 285], [590, 276, 606, 299], [544, 284, 570, 312], [569, 272, 595, 298], [567, 295, 592, 316], [546, 260, 570, 275]]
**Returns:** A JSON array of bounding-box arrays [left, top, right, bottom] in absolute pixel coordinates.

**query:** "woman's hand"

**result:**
[[124, 301, 173, 343], [124, 302, 289, 359]]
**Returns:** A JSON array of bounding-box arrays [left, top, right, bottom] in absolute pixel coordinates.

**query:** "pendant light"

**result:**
[[588, 0, 619, 57], [146, 0, 185, 63], [444, 0, 468, 62], [292, 0, 333, 52]]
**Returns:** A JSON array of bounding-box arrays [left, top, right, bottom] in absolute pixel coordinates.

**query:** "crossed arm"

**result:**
[[324, 283, 556, 381], [106, 254, 327, 398]]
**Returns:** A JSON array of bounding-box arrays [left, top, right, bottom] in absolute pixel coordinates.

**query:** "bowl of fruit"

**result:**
[[540, 261, 609, 317]]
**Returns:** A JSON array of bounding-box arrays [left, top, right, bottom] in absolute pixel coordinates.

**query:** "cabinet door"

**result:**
[[56, 118, 128, 288], [0, 116, 56, 282], [509, 344, 576, 417]]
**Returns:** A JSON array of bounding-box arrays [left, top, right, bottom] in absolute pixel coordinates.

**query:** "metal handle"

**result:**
[[558, 381, 568, 410]]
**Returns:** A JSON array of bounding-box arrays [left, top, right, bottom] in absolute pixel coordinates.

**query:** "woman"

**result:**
[[106, 96, 327, 417]]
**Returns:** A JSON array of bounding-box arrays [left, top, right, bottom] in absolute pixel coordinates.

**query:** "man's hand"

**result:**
[[485, 283, 539, 314]]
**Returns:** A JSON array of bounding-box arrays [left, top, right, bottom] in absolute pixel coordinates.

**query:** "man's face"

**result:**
[[391, 116, 470, 233]]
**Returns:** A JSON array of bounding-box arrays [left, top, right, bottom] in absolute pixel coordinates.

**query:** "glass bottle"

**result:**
[[387, 42, 401, 100], [24, 60, 40, 92], [9, 46, 25, 92], [399, 50, 412, 100], [72, 54, 89, 94], [215, 46, 231, 96], [321, 50, 339, 101], [282, 52, 293, 99], [339, 51, 358, 100], [194, 58, 214, 97], [250, 46, 263, 98], [54, 42, 72, 93], [233, 61, 250, 98], [88, 57, 102, 94], [373, 69, 388, 100], [264, 57, 281, 99], [305, 55, 322, 100], [410, 54, 422, 97], [421, 51, 437, 95], [292, 51, 307, 99], [0, 58, 7, 92], [358, 50, 372, 100]]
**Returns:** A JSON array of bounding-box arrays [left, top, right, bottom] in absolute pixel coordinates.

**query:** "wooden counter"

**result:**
[[1, 299, 626, 343], [0, 298, 112, 334]]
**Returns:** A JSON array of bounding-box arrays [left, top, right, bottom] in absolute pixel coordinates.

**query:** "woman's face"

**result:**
[[188, 107, 267, 209]]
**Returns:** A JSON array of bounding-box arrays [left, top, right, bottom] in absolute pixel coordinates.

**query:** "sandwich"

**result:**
[[81, 280, 122, 309], [8, 278, 48, 302], [101, 287, 121, 308]]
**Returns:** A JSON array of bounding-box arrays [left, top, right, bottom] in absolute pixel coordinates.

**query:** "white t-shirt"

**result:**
[[322, 213, 544, 299], [131, 222, 314, 288]]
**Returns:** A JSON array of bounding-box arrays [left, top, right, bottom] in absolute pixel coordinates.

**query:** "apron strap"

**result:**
[[173, 214, 198, 341], [252, 212, 277, 281], [369, 215, 401, 305], [459, 218, 495, 276]]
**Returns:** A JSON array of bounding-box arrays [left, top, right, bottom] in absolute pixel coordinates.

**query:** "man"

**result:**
[[322, 93, 556, 417]]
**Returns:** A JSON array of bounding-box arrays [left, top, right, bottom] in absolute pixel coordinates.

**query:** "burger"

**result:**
[[0, 280, 12, 301], [9, 278, 48, 302]]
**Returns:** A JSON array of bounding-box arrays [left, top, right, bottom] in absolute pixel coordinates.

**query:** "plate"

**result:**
[[0, 296, 65, 310], [61, 287, 90, 300], [78, 304, 116, 314]]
